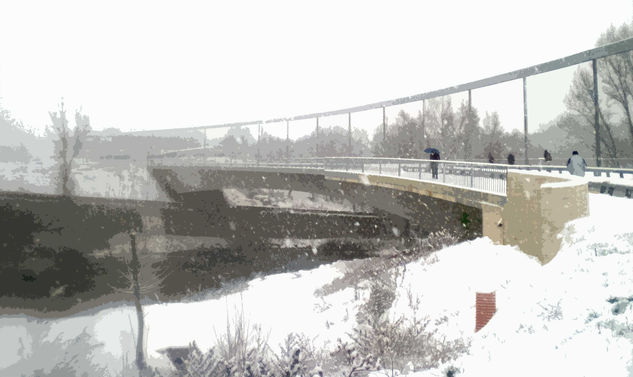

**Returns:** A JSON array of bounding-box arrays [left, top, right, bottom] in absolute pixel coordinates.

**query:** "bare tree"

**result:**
[[566, 66, 621, 164], [439, 97, 459, 159], [564, 23, 633, 166], [481, 112, 505, 161], [455, 101, 479, 160], [597, 24, 633, 151], [372, 99, 484, 161], [416, 109, 427, 151], [421, 98, 443, 153], [49, 100, 90, 196]]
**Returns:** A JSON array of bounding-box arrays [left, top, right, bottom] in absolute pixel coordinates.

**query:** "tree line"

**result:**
[[203, 102, 527, 165]]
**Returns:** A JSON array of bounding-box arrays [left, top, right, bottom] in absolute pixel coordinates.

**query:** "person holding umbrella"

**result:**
[[425, 147, 440, 179]]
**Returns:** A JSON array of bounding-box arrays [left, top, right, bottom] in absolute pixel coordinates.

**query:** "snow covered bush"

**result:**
[[329, 339, 381, 377], [179, 342, 225, 376], [176, 334, 326, 377], [176, 331, 327, 376], [271, 333, 326, 377], [213, 308, 270, 376], [346, 259, 468, 375]]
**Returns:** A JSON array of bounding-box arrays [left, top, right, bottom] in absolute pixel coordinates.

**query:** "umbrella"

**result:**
[[424, 147, 439, 154]]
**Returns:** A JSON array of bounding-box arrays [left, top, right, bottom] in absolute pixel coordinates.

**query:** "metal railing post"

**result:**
[[523, 77, 529, 165], [286, 119, 290, 161], [593, 59, 601, 167], [257, 123, 261, 166], [382, 106, 386, 142], [316, 117, 320, 157], [418, 162, 422, 179], [442, 163, 446, 183], [348, 112, 352, 155], [398, 162, 401, 176], [379, 161, 382, 174], [470, 167, 474, 188]]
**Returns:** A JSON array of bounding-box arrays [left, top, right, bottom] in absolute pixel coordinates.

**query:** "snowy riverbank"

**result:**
[[1, 193, 632, 376]]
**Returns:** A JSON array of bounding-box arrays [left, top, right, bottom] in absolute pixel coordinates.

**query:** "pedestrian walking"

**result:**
[[430, 150, 440, 179], [544, 149, 552, 163], [507, 153, 515, 165], [488, 152, 495, 164], [567, 150, 587, 177]]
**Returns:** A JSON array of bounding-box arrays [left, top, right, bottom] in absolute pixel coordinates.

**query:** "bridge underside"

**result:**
[[151, 167, 486, 240]]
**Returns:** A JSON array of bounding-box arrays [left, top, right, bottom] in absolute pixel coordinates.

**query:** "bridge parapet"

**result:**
[[495, 171, 589, 263]]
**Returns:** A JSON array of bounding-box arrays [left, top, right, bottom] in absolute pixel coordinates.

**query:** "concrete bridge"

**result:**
[[140, 37, 633, 264], [148, 157, 633, 264]]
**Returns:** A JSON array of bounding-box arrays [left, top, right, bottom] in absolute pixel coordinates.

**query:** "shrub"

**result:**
[[180, 342, 228, 377], [329, 339, 380, 377], [348, 264, 469, 374], [179, 333, 326, 377], [272, 333, 326, 377], [211, 304, 270, 377]]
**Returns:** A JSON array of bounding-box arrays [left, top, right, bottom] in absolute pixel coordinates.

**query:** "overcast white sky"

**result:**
[[0, 0, 631, 139]]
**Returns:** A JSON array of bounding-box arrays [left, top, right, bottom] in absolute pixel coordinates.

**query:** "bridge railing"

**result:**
[[148, 154, 509, 194], [316, 157, 633, 178], [504, 163, 633, 179], [310, 157, 508, 194], [147, 155, 325, 170], [148, 153, 633, 197]]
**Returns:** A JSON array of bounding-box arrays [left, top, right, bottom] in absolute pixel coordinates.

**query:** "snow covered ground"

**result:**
[[402, 194, 633, 376], [1, 193, 632, 376]]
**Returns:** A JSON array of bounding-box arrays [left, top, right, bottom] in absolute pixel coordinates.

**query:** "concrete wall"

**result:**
[[500, 171, 589, 264], [325, 172, 488, 240], [481, 203, 504, 245], [539, 179, 589, 263], [325, 170, 507, 209]]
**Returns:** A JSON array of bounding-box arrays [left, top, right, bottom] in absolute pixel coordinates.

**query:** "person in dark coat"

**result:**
[[544, 149, 552, 163], [430, 151, 440, 179], [507, 153, 515, 165], [488, 152, 495, 164]]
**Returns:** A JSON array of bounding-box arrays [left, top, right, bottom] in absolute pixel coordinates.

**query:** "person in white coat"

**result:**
[[567, 151, 587, 177]]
